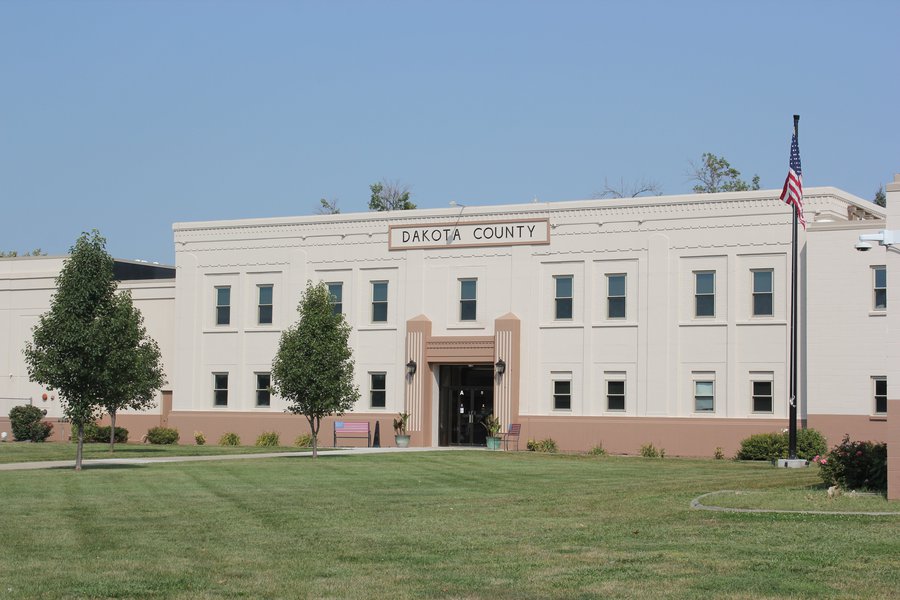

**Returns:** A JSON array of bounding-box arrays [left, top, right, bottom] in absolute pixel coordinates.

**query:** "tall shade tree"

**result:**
[[24, 231, 118, 470], [688, 153, 760, 193], [97, 291, 165, 451], [271, 281, 359, 458], [369, 180, 416, 211]]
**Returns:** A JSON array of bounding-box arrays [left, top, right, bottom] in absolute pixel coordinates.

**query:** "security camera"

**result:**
[[855, 241, 873, 252]]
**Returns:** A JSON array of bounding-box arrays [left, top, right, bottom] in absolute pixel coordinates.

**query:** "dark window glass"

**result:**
[[874, 267, 886, 310], [370, 372, 386, 408], [327, 283, 343, 315], [256, 373, 271, 407], [214, 373, 228, 407], [752, 380, 773, 412], [753, 271, 773, 316], [695, 272, 715, 317], [372, 282, 388, 322], [607, 380, 625, 411], [257, 285, 273, 325], [553, 380, 571, 410], [460, 279, 477, 321], [216, 287, 231, 326], [607, 274, 626, 319], [875, 378, 887, 414], [555, 276, 573, 320]]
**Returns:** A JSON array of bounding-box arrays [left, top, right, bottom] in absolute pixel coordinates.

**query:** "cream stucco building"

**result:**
[[0, 185, 893, 477]]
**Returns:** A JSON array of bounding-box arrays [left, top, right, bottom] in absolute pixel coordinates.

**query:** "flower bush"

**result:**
[[814, 434, 887, 492], [526, 438, 558, 453]]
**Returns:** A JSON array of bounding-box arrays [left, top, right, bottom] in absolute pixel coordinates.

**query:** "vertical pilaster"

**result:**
[[405, 316, 432, 444], [495, 313, 521, 428]]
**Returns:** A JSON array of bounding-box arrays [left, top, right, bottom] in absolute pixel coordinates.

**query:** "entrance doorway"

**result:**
[[438, 365, 494, 446]]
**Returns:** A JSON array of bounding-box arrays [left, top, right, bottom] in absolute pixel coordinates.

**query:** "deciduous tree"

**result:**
[[688, 153, 760, 193], [369, 180, 416, 211], [317, 198, 341, 214], [271, 281, 359, 458]]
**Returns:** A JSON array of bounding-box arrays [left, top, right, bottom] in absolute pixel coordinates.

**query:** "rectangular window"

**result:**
[[694, 272, 715, 317], [372, 281, 388, 323], [215, 287, 231, 326], [606, 379, 625, 411], [607, 274, 626, 319], [258, 285, 273, 325], [459, 279, 477, 321], [554, 275, 573, 320], [874, 266, 886, 310], [752, 270, 773, 316], [370, 372, 386, 408], [874, 377, 887, 415], [327, 282, 343, 315], [553, 379, 572, 410], [213, 373, 228, 407], [694, 380, 715, 412], [256, 372, 271, 407], [752, 380, 773, 413]]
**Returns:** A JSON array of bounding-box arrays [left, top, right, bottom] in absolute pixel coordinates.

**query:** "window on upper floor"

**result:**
[[874, 376, 887, 415], [213, 373, 229, 407], [460, 278, 477, 321], [256, 372, 271, 407], [873, 266, 886, 311], [607, 274, 626, 319], [694, 271, 715, 318], [215, 286, 231, 326], [554, 275, 573, 320], [752, 270, 773, 317], [327, 282, 343, 315], [258, 285, 273, 325], [371, 281, 388, 323]]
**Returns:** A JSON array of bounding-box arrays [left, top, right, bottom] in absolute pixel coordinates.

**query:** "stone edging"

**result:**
[[690, 490, 900, 516]]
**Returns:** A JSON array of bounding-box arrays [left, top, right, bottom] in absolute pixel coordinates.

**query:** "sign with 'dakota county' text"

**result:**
[[389, 218, 550, 250]]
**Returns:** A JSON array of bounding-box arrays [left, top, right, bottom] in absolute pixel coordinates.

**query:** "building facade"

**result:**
[[0, 186, 891, 463]]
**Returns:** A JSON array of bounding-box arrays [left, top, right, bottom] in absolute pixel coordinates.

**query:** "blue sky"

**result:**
[[2, 1, 898, 264]]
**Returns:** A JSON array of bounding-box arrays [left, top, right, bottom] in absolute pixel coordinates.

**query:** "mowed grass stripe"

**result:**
[[1, 452, 898, 599]]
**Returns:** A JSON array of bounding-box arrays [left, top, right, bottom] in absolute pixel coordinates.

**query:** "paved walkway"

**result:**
[[0, 445, 476, 472]]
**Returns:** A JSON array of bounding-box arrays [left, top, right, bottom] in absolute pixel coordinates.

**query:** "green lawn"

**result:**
[[1, 453, 898, 599], [0, 441, 316, 464]]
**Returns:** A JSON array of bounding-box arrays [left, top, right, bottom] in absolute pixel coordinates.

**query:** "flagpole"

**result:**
[[788, 114, 800, 460]]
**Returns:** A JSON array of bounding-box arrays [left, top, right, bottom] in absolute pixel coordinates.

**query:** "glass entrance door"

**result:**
[[438, 365, 494, 446]]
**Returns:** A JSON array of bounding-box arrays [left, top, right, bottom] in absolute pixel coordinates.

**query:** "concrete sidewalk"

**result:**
[[0, 445, 478, 471]]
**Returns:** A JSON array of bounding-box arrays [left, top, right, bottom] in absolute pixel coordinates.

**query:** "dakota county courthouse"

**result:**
[[2, 182, 897, 466]]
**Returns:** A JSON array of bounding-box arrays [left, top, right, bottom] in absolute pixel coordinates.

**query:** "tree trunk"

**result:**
[[308, 416, 318, 459], [109, 411, 116, 452], [75, 422, 84, 471]]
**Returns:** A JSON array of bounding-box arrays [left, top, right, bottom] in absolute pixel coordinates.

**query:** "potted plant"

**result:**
[[482, 414, 502, 450], [393, 412, 411, 448]]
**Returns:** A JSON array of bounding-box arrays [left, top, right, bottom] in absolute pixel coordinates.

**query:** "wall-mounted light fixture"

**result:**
[[406, 360, 417, 377], [495, 358, 506, 376]]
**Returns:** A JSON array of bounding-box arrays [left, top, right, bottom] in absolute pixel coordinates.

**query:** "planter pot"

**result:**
[[486, 436, 501, 450], [395, 435, 411, 448]]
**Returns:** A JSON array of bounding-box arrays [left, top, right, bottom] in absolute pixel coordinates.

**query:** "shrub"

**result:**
[[736, 429, 827, 461], [146, 427, 179, 445], [714, 447, 725, 460], [526, 438, 558, 453], [815, 434, 887, 491], [9, 405, 51, 442], [71, 423, 128, 443], [294, 433, 313, 448], [587, 443, 607, 456], [640, 443, 665, 458], [255, 431, 280, 447], [194, 431, 206, 445], [219, 432, 241, 446]]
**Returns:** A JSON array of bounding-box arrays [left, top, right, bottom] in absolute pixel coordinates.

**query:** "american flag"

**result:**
[[780, 133, 805, 228]]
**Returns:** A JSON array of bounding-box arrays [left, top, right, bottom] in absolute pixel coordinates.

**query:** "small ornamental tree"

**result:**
[[271, 281, 360, 458], [24, 231, 117, 470], [96, 291, 165, 451]]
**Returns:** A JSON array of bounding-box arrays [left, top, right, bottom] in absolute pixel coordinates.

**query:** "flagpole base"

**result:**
[[774, 458, 809, 469]]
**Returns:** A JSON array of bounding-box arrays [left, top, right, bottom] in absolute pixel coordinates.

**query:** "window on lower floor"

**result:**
[[553, 378, 572, 410], [213, 373, 228, 407], [606, 379, 625, 411], [751, 380, 773, 413], [874, 376, 887, 415], [873, 266, 886, 311], [256, 372, 271, 407], [370, 372, 386, 408], [694, 378, 715, 412]]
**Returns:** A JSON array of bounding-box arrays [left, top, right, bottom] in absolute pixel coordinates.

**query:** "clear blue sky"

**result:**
[[2, 1, 898, 264]]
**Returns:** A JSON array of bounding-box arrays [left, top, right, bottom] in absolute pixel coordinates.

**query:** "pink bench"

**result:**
[[333, 421, 370, 447]]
